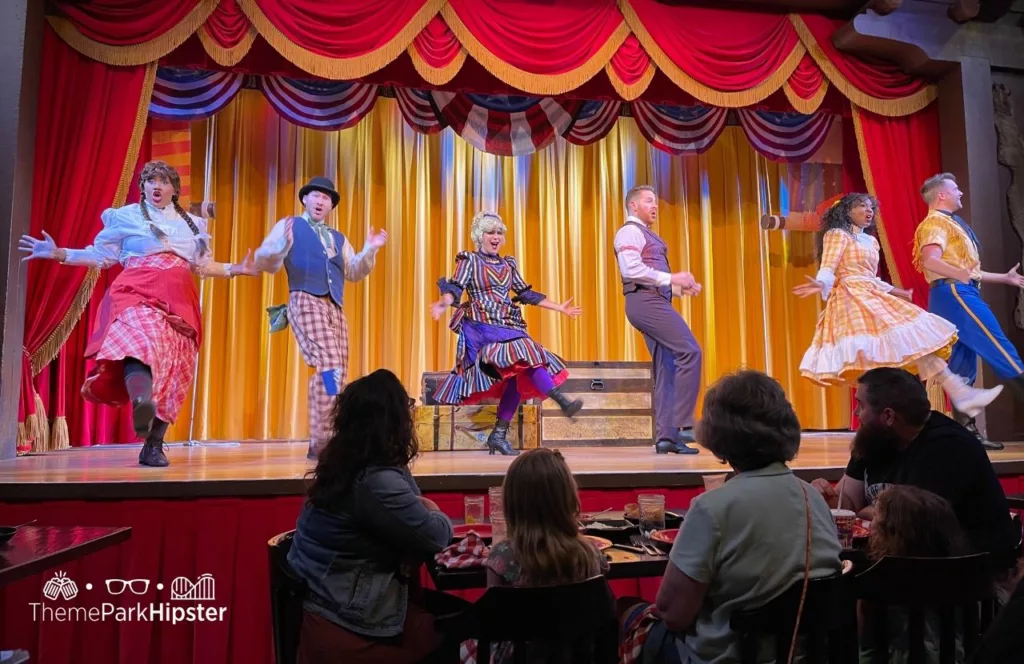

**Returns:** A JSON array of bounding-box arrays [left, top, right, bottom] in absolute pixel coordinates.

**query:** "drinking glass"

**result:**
[[464, 496, 485, 525], [489, 485, 504, 519], [638, 494, 666, 538], [491, 513, 507, 544]]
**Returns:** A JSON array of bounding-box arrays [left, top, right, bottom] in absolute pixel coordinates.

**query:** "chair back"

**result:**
[[268, 530, 307, 664], [852, 553, 998, 664], [436, 575, 617, 664], [729, 571, 853, 664]]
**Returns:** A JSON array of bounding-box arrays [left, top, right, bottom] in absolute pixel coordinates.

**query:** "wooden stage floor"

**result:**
[[1, 435, 1023, 501]]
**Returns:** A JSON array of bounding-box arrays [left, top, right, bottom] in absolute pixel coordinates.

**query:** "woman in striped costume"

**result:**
[[430, 212, 583, 456]]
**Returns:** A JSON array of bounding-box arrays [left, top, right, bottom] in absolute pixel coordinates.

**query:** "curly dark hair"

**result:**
[[306, 369, 419, 508], [698, 370, 802, 472], [816, 193, 878, 259]]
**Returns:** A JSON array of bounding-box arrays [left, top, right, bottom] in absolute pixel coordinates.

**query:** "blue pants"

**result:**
[[928, 282, 1024, 383]]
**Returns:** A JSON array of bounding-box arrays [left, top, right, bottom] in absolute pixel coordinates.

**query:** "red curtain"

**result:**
[[249, 0, 438, 59], [853, 104, 941, 305], [795, 15, 932, 103], [18, 26, 154, 450], [202, 0, 250, 50], [51, 0, 205, 45], [624, 0, 801, 95], [443, 0, 625, 80]]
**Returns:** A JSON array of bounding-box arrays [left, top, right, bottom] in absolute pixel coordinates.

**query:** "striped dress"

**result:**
[[432, 251, 568, 404]]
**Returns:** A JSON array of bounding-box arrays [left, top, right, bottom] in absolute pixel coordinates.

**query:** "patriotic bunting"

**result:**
[[736, 109, 835, 162], [258, 77, 378, 131], [152, 68, 839, 162], [631, 104, 729, 156], [149, 68, 244, 121]]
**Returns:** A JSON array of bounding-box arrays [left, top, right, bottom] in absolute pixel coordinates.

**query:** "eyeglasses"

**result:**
[[105, 579, 150, 595]]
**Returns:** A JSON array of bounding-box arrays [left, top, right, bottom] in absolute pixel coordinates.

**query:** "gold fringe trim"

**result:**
[[30, 392, 49, 453], [16, 422, 29, 454], [30, 63, 157, 375], [788, 14, 937, 117], [51, 415, 71, 451], [239, 0, 443, 79], [605, 61, 655, 101], [441, 4, 629, 95], [198, 24, 256, 67], [783, 79, 828, 114], [46, 0, 219, 66], [926, 378, 951, 414], [620, 0, 804, 107], [852, 105, 903, 290], [408, 43, 467, 86]]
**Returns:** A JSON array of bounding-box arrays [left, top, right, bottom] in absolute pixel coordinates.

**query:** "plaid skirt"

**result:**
[[82, 254, 200, 423]]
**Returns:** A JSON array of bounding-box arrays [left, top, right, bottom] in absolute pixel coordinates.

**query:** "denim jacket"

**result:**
[[287, 466, 453, 638]]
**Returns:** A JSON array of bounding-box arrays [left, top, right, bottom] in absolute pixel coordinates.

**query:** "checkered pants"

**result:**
[[287, 292, 349, 449]]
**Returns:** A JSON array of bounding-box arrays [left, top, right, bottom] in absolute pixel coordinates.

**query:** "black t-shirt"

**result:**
[[846, 411, 1017, 568]]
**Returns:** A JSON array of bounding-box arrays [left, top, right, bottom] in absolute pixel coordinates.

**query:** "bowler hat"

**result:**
[[298, 176, 340, 209]]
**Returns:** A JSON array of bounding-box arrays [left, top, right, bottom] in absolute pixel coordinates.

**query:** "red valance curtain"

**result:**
[[45, 0, 935, 117], [17, 25, 155, 452]]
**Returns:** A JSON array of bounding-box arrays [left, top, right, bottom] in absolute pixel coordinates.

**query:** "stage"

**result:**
[[2, 435, 1024, 501]]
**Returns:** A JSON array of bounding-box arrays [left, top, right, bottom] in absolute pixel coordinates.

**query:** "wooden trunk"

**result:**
[[540, 361, 654, 447], [416, 371, 539, 452]]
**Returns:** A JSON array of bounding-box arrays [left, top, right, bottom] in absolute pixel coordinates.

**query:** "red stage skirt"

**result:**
[[82, 253, 202, 424]]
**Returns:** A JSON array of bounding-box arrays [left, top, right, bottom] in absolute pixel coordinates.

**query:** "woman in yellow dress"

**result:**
[[795, 193, 1002, 416]]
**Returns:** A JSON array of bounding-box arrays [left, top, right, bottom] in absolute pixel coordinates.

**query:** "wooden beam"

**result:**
[[0, 1, 43, 461], [833, 1, 1024, 73]]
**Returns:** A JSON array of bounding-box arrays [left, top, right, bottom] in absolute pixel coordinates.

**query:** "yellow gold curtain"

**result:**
[[169, 90, 849, 442]]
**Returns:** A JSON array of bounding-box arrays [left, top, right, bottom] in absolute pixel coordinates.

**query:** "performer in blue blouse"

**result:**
[[430, 212, 583, 456]]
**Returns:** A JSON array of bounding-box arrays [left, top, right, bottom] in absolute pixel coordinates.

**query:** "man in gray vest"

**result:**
[[614, 185, 703, 454], [255, 177, 387, 459]]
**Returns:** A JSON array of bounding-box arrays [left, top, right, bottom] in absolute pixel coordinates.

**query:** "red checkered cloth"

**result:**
[[434, 532, 490, 569], [82, 253, 201, 424], [620, 603, 660, 664]]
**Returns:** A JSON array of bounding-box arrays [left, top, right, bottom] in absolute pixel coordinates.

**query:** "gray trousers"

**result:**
[[625, 291, 702, 443]]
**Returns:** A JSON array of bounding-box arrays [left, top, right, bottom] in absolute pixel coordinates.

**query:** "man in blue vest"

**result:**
[[255, 177, 387, 459]]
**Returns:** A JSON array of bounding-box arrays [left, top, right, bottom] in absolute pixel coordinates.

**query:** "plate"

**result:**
[[583, 535, 613, 551], [650, 529, 679, 545], [453, 523, 491, 539]]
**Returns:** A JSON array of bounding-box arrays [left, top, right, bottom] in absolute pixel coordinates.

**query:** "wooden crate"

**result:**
[[416, 371, 540, 452], [540, 361, 654, 447]]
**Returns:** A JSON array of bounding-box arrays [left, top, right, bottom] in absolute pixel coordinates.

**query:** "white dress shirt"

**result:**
[[63, 200, 231, 277], [253, 213, 379, 282], [613, 215, 673, 288]]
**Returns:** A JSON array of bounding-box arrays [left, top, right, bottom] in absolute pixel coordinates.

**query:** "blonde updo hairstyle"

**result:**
[[470, 211, 507, 249]]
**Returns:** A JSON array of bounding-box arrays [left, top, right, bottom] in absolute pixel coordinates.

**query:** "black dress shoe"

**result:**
[[962, 418, 1005, 451], [138, 440, 169, 467], [656, 439, 699, 455]]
